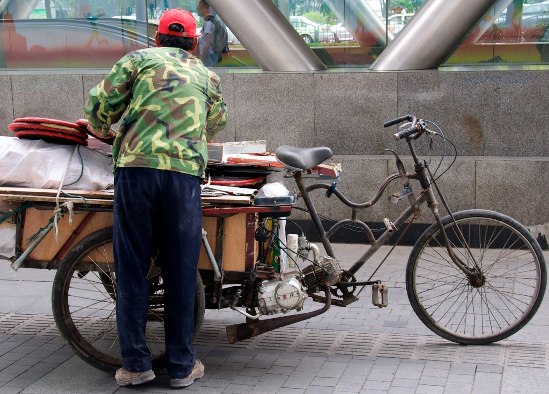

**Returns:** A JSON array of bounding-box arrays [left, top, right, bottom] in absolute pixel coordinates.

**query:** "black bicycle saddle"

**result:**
[[275, 145, 333, 170]]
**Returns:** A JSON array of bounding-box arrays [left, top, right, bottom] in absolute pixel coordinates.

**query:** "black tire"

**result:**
[[52, 227, 205, 373], [407, 209, 546, 345]]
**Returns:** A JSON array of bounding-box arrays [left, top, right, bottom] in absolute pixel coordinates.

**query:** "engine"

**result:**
[[257, 276, 307, 315], [256, 256, 342, 315], [302, 256, 342, 294]]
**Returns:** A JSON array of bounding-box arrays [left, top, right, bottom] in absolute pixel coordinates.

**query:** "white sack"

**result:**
[[260, 182, 289, 197], [0, 137, 114, 190]]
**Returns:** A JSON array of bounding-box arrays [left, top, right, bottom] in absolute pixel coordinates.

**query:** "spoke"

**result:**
[[422, 277, 469, 317], [484, 282, 533, 308], [426, 241, 466, 275], [484, 224, 506, 252], [485, 255, 536, 278], [476, 286, 504, 333], [72, 272, 113, 300], [90, 317, 117, 342], [69, 298, 114, 316], [421, 252, 463, 277], [436, 283, 472, 329], [415, 268, 464, 284], [476, 285, 516, 326]]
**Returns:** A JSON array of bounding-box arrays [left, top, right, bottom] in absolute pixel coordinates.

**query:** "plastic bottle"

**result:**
[[286, 233, 299, 269]]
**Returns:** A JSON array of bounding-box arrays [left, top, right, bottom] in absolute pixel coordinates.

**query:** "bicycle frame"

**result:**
[[292, 138, 478, 284]]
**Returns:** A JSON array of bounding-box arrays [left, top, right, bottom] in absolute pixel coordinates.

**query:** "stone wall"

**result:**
[[0, 69, 547, 227]]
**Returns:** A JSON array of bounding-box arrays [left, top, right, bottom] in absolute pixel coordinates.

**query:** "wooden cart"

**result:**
[[0, 186, 292, 372]]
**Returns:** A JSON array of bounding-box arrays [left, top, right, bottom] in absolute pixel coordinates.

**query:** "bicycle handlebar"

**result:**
[[383, 114, 414, 128], [393, 124, 419, 140], [384, 115, 428, 141]]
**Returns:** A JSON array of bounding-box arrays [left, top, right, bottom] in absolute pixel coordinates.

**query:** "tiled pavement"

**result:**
[[0, 245, 548, 393]]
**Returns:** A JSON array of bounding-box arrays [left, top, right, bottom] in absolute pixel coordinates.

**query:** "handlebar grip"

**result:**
[[383, 114, 413, 128], [393, 125, 418, 140]]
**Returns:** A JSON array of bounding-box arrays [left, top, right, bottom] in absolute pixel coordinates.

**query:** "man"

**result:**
[[197, 0, 221, 66], [84, 8, 227, 389]]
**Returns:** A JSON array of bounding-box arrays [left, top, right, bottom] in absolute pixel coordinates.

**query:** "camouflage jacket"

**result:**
[[85, 47, 227, 178]]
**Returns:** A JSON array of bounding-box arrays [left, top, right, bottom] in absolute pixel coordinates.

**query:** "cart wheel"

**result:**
[[52, 227, 205, 373]]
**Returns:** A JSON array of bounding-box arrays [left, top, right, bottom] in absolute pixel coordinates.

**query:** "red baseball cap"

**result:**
[[158, 9, 199, 38]]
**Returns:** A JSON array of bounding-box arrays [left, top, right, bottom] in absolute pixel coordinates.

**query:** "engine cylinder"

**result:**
[[302, 256, 342, 293]]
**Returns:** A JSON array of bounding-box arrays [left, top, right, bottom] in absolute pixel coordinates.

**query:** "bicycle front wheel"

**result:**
[[52, 227, 205, 372], [407, 209, 546, 345]]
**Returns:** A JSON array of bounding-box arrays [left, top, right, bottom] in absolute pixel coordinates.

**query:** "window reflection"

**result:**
[[446, 0, 549, 65], [0, 0, 547, 69]]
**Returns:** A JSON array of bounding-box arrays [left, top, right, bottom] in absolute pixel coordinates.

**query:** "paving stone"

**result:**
[[0, 245, 546, 393], [387, 387, 417, 394], [419, 375, 447, 386], [333, 381, 363, 392], [449, 363, 476, 375], [283, 374, 315, 389], [444, 381, 473, 392], [266, 366, 295, 375], [446, 373, 474, 384], [362, 380, 392, 390], [415, 384, 444, 394], [340, 373, 367, 384], [223, 383, 254, 393], [310, 376, 339, 387], [237, 367, 268, 377], [390, 377, 419, 388], [304, 386, 334, 394], [476, 364, 503, 374]]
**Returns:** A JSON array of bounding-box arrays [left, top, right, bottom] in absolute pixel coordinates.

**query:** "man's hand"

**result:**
[[77, 118, 116, 145]]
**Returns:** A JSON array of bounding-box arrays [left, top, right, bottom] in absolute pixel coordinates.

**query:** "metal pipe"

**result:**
[[11, 221, 53, 271], [371, 0, 496, 70], [202, 229, 221, 280], [206, 0, 326, 71]]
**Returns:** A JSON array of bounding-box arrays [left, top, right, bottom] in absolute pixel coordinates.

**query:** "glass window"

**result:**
[[1, 0, 545, 70], [0, 0, 160, 68]]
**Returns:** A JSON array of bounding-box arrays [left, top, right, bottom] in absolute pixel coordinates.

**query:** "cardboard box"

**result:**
[[207, 140, 267, 163]]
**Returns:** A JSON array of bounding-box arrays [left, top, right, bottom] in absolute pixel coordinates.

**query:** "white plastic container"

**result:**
[[286, 233, 299, 269]]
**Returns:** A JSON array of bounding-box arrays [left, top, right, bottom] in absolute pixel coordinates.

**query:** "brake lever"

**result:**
[[409, 120, 426, 140]]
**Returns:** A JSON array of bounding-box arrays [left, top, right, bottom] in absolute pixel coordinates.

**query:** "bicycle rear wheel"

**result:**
[[52, 227, 205, 372], [407, 209, 546, 345]]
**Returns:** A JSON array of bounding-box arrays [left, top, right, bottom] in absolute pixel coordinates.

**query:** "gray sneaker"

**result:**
[[115, 368, 155, 386], [170, 360, 205, 388]]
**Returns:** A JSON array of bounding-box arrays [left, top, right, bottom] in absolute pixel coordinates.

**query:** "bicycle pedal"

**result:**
[[372, 283, 388, 308]]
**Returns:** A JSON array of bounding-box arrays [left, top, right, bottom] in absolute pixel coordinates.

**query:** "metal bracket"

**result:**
[[326, 182, 337, 198], [389, 186, 413, 204], [383, 218, 396, 232]]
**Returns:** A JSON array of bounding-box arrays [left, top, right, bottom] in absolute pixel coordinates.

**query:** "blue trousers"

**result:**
[[113, 167, 202, 379]]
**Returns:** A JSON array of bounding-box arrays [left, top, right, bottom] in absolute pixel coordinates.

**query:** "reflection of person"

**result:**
[[197, 0, 219, 66], [84, 8, 227, 389], [86, 16, 108, 47]]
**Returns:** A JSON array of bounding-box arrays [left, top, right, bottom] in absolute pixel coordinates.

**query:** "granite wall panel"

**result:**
[[314, 72, 397, 155], [232, 73, 316, 151], [11, 74, 84, 122], [0, 76, 14, 137], [476, 158, 549, 225], [2, 70, 548, 226]]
